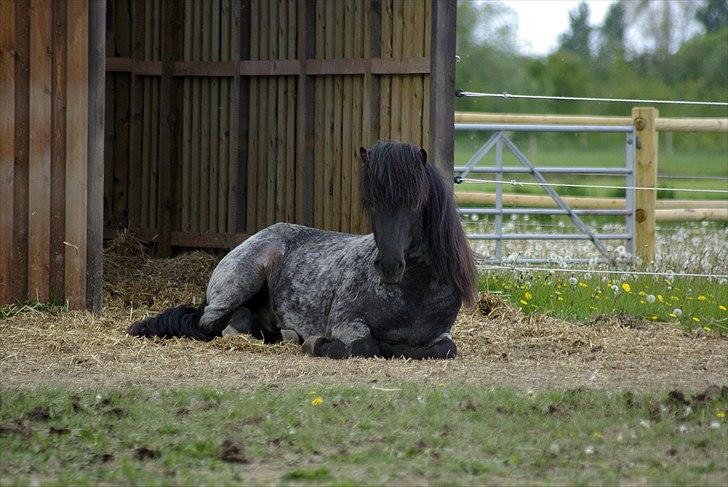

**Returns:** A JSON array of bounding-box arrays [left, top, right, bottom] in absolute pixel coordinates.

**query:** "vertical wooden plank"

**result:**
[[159, 0, 183, 255], [379, 0, 391, 140], [323, 0, 334, 230], [411, 0, 425, 147], [103, 0, 115, 229], [340, 0, 353, 233], [112, 0, 131, 229], [181, 0, 192, 231], [296, 0, 315, 227], [389, 0, 403, 140], [12, 1, 30, 303], [429, 0, 455, 180], [633, 107, 659, 263], [218, 0, 231, 232], [400, 0, 415, 144], [256, 0, 269, 229], [313, 0, 324, 229], [149, 0, 160, 230], [190, 0, 202, 231], [265, 0, 278, 226], [350, 0, 363, 234], [128, 0, 146, 229], [231, 0, 244, 232], [28, 0, 52, 301], [246, 0, 260, 233], [208, 0, 220, 232], [199, 0, 211, 231], [422, 0, 431, 151], [0, 0, 16, 304], [49, 0, 67, 302], [284, 0, 296, 223], [65, 0, 89, 309], [274, 0, 286, 222], [331, 0, 343, 231], [87, 0, 106, 312], [140, 1, 152, 228]]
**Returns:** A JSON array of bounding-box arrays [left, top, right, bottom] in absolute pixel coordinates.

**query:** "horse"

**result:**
[[128, 140, 476, 359]]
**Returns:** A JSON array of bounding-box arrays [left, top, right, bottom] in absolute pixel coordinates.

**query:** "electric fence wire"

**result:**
[[455, 177, 728, 194], [456, 90, 728, 107]]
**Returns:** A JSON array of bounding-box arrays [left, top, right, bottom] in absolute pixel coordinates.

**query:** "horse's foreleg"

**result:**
[[378, 333, 457, 360], [302, 320, 380, 359]]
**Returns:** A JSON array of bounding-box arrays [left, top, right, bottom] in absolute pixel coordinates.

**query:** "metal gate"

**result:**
[[454, 123, 637, 264]]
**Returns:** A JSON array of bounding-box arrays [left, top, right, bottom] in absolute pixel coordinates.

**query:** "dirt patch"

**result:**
[[1, 232, 726, 391]]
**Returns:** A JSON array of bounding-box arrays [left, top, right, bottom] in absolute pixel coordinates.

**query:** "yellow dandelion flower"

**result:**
[[592, 432, 603, 440], [716, 411, 726, 419], [557, 297, 564, 301], [640, 300, 646, 304], [311, 396, 324, 406], [692, 316, 700, 322], [579, 282, 588, 288], [524, 291, 533, 300], [697, 295, 707, 301], [650, 315, 658, 321], [669, 313, 676, 318], [719, 305, 726, 311], [670, 296, 678, 302], [520, 299, 528, 305], [657, 295, 664, 303], [703, 325, 712, 332], [621, 283, 631, 293]]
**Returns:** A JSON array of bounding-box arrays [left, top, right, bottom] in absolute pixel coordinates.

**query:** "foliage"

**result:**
[[455, 0, 728, 144], [1, 385, 726, 485]]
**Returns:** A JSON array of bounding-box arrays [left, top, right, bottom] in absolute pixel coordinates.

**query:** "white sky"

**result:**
[[501, 0, 616, 55]]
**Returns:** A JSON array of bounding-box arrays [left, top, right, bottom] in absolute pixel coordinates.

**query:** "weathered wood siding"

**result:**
[[103, 0, 454, 248], [1, 0, 105, 310]]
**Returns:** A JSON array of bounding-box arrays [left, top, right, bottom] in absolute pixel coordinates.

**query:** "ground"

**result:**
[[2, 234, 727, 485], [1, 233, 726, 390]]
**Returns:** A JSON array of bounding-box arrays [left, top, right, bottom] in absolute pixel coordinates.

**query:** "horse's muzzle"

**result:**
[[375, 258, 405, 284]]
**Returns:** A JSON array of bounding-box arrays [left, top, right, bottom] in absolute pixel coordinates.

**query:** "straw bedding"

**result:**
[[1, 232, 726, 390]]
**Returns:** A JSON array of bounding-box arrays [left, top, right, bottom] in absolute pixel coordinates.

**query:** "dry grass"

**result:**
[[1, 231, 726, 391]]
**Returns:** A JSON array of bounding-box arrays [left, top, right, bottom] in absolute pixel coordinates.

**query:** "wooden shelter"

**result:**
[[1, 0, 457, 311]]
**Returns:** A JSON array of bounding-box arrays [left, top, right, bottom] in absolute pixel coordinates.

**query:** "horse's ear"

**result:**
[[359, 147, 369, 163], [420, 148, 428, 166]]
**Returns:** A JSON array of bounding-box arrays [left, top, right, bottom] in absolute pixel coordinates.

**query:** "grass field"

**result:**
[[2, 385, 726, 485]]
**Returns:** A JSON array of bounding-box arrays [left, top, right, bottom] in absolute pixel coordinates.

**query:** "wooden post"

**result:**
[[633, 107, 658, 263], [428, 0, 456, 181]]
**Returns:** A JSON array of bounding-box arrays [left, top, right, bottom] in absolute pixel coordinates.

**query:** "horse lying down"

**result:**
[[128, 140, 476, 359]]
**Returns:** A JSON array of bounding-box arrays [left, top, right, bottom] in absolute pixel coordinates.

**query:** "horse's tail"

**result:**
[[127, 301, 216, 341]]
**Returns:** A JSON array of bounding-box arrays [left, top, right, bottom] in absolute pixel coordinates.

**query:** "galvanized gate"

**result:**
[[454, 123, 637, 264]]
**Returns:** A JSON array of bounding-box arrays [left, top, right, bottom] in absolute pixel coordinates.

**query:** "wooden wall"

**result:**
[[104, 0, 455, 249], [0, 0, 105, 310]]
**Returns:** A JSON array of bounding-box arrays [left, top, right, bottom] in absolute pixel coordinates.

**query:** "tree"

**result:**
[[696, 0, 728, 33], [558, 2, 592, 59], [597, 1, 626, 63]]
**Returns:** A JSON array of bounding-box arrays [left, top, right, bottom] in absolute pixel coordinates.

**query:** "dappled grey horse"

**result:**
[[128, 141, 476, 359]]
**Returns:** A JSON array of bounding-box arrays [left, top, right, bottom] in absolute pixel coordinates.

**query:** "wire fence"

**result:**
[[455, 177, 728, 194]]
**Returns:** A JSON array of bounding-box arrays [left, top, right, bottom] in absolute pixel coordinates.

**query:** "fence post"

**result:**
[[632, 106, 658, 263]]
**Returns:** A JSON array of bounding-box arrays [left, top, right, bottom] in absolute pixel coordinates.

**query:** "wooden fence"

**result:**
[[454, 109, 728, 262], [1, 0, 105, 310], [104, 0, 455, 250]]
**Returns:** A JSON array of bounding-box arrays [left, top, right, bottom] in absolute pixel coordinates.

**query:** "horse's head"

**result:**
[[359, 141, 429, 284]]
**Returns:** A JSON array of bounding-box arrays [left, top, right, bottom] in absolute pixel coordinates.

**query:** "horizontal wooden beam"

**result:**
[[655, 208, 728, 222], [455, 191, 727, 210], [454, 112, 728, 133], [105, 56, 432, 77]]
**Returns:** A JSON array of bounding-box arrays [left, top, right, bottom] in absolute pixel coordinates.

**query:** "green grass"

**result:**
[[480, 272, 728, 332], [454, 135, 728, 200], [1, 385, 726, 485]]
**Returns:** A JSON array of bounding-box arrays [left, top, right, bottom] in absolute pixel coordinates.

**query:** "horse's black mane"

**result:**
[[361, 140, 477, 307]]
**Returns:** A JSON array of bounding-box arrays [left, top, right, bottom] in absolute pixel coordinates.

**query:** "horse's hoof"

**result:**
[[281, 329, 302, 344], [222, 325, 240, 337], [127, 321, 149, 337], [302, 336, 327, 356]]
